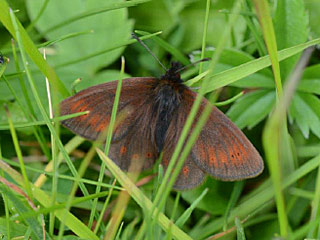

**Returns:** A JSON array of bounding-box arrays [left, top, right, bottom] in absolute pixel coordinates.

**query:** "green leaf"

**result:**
[[298, 64, 320, 95], [129, 0, 176, 36], [185, 38, 320, 92], [179, 1, 246, 51], [274, 0, 309, 79], [0, 0, 69, 98], [0, 184, 50, 240], [175, 188, 208, 228], [227, 90, 276, 129], [181, 178, 232, 215], [297, 78, 320, 95], [189, 48, 275, 89], [289, 93, 320, 139], [305, 0, 320, 38], [0, 217, 32, 240], [76, 70, 131, 91], [26, 0, 133, 75]]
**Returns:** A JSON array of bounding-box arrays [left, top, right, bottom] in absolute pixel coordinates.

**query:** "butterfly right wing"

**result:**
[[161, 100, 206, 190], [161, 87, 263, 190], [184, 90, 264, 181]]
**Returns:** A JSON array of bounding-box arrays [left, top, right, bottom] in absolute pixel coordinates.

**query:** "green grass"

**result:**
[[1, 0, 320, 239]]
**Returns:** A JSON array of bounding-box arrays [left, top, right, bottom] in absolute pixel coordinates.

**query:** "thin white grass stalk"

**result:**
[[44, 49, 58, 236], [9, 7, 91, 202]]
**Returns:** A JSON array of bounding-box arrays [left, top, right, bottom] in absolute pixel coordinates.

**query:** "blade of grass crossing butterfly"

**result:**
[[96, 148, 193, 240], [88, 56, 125, 229]]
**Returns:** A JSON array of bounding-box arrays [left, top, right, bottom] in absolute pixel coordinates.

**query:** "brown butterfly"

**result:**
[[60, 59, 264, 190]]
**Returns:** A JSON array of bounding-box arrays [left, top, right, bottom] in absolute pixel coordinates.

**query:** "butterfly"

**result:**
[[60, 60, 264, 190]]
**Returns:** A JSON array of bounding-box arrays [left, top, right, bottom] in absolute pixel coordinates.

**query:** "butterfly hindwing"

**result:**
[[162, 103, 206, 190], [108, 100, 159, 171], [182, 89, 264, 181]]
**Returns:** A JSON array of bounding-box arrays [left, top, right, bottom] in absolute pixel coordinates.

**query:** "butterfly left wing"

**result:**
[[108, 100, 159, 171], [60, 77, 160, 171], [60, 77, 157, 141]]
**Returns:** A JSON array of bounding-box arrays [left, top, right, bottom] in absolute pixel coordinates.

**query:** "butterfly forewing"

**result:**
[[60, 77, 160, 171], [162, 102, 206, 190], [60, 77, 156, 141]]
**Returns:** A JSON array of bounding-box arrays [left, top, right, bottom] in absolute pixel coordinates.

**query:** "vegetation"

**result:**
[[1, 0, 320, 239]]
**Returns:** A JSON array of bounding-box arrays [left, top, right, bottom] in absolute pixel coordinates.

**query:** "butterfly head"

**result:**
[[161, 62, 183, 83]]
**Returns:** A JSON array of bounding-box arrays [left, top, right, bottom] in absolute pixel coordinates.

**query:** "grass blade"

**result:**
[[185, 38, 320, 92], [96, 148, 192, 240], [175, 188, 208, 228]]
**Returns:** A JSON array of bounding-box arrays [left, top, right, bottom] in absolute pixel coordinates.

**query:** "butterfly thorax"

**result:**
[[153, 64, 186, 153]]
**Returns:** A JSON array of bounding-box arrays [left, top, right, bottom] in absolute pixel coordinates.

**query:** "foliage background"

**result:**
[[0, 0, 320, 239]]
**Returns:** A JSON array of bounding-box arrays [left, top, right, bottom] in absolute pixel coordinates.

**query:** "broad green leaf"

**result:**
[[0, 100, 27, 123], [304, 0, 320, 38], [249, 220, 280, 240], [302, 64, 320, 78], [0, 0, 69, 98], [0, 185, 50, 240], [274, 0, 309, 79], [297, 78, 320, 95], [179, 1, 246, 51], [129, 0, 176, 36], [181, 178, 232, 215], [26, 0, 133, 74], [76, 70, 131, 91], [227, 90, 276, 129], [0, 217, 34, 239], [289, 93, 320, 139], [298, 64, 320, 95]]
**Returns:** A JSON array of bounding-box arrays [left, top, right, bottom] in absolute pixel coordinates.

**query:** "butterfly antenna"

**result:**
[[131, 33, 168, 71], [174, 58, 211, 73]]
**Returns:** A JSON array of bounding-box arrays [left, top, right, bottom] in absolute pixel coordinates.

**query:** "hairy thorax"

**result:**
[[153, 80, 185, 152]]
